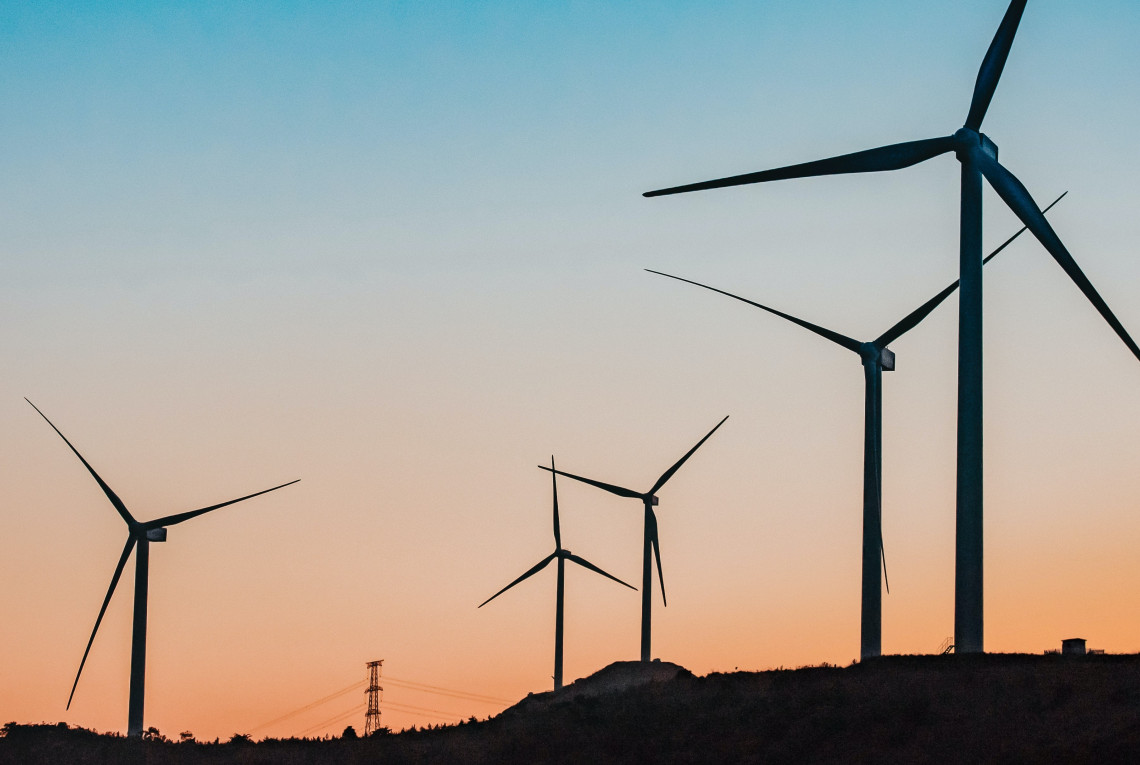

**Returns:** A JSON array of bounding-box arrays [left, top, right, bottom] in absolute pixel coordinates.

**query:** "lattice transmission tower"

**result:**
[[364, 660, 384, 735]]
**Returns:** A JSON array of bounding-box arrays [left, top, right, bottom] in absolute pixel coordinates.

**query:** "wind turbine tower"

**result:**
[[29, 399, 299, 736], [542, 417, 727, 662], [648, 193, 1064, 659], [480, 458, 635, 690]]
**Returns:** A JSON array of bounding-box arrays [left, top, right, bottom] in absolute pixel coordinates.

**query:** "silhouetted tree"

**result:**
[[342, 725, 358, 739]]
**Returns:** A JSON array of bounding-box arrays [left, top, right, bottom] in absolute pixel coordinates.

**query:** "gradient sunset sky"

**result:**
[[2, 0, 1139, 741]]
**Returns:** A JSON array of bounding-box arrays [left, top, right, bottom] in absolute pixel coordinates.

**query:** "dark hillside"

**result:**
[[5, 654, 1140, 764]]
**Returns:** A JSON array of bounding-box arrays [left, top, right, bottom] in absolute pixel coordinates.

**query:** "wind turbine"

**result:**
[[539, 416, 728, 662], [643, 0, 1140, 653], [478, 457, 635, 690], [647, 192, 1064, 660], [28, 399, 299, 737]]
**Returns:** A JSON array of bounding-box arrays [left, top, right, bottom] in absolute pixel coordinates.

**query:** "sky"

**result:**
[[2, 0, 1140, 741]]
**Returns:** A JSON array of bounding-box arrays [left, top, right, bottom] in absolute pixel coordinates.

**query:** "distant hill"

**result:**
[[5, 654, 1140, 763]]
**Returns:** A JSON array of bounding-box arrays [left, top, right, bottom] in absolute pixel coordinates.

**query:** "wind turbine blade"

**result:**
[[874, 280, 965, 350], [868, 384, 888, 597], [649, 415, 729, 495], [67, 536, 136, 709], [873, 191, 1067, 348], [649, 510, 666, 607], [643, 136, 956, 197], [977, 155, 1140, 363], [26, 399, 136, 526], [881, 543, 890, 595], [477, 552, 557, 608], [647, 270, 862, 353], [145, 479, 300, 529], [550, 456, 561, 550], [964, 0, 1028, 132], [980, 191, 1068, 266], [537, 465, 642, 500], [566, 554, 637, 591]]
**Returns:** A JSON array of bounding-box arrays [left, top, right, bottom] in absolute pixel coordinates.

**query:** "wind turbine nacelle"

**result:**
[[145, 528, 168, 542], [880, 347, 896, 371]]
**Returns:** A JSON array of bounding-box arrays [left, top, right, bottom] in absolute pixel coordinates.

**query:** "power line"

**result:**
[[249, 680, 364, 732], [383, 700, 467, 719], [383, 675, 513, 704], [298, 703, 366, 737], [248, 673, 513, 736], [384, 681, 509, 706], [293, 699, 479, 737]]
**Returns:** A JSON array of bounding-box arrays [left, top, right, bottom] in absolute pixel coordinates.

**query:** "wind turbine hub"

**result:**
[[859, 342, 894, 370], [648, 496, 659, 506], [952, 126, 977, 149], [145, 527, 167, 542], [952, 128, 998, 161]]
